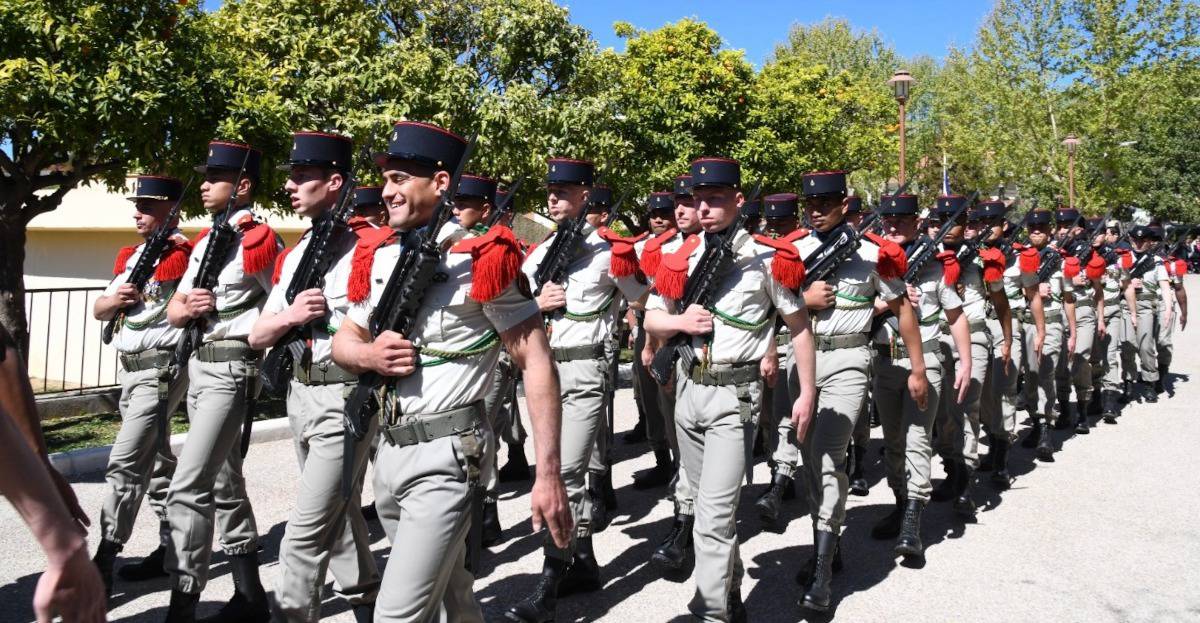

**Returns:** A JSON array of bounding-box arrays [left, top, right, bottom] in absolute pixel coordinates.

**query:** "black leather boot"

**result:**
[[728, 587, 747, 623], [1074, 399, 1090, 434], [505, 556, 567, 622], [1088, 389, 1103, 415], [800, 530, 838, 612], [1035, 422, 1055, 461], [351, 603, 374, 623], [1154, 378, 1165, 396], [633, 447, 673, 489], [796, 525, 842, 587], [1143, 381, 1159, 403], [990, 436, 1011, 489], [197, 551, 269, 623], [1054, 391, 1073, 429], [119, 542, 168, 581], [755, 472, 791, 525], [930, 459, 959, 502], [1102, 390, 1120, 424], [870, 490, 905, 540], [482, 496, 503, 547], [848, 444, 869, 496], [978, 444, 995, 472], [953, 465, 976, 518], [651, 512, 694, 571], [499, 442, 532, 482], [1020, 418, 1042, 448], [623, 411, 648, 444], [92, 538, 120, 598], [599, 471, 617, 510], [1123, 380, 1133, 402], [164, 589, 199, 623], [894, 498, 926, 557], [557, 536, 601, 596]]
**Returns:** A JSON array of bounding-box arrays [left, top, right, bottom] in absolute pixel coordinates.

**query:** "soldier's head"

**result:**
[[545, 158, 594, 224], [351, 186, 388, 227], [1129, 225, 1158, 252], [646, 192, 675, 235], [127, 175, 183, 238], [584, 185, 613, 228], [1086, 217, 1105, 248], [879, 194, 920, 245], [280, 132, 353, 220], [1026, 210, 1054, 248], [761, 193, 799, 238], [931, 195, 969, 245], [802, 171, 849, 233], [196, 141, 262, 214], [970, 200, 1006, 243], [452, 174, 497, 230], [1104, 221, 1121, 245], [845, 196, 864, 228], [375, 121, 468, 231], [1054, 206, 1083, 241], [673, 175, 699, 234], [689, 158, 744, 233], [740, 199, 762, 234]]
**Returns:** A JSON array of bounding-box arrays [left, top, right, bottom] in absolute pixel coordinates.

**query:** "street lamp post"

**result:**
[[1063, 134, 1081, 210], [888, 70, 914, 186]]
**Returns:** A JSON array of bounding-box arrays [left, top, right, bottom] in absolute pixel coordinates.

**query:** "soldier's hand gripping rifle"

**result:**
[[102, 177, 196, 344], [174, 148, 253, 366], [531, 189, 630, 300], [648, 211, 749, 385], [259, 166, 359, 397], [340, 135, 477, 497]]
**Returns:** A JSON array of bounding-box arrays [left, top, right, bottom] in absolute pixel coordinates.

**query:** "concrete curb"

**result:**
[[49, 417, 294, 478]]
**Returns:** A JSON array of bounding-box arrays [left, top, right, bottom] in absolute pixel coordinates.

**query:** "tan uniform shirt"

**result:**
[[105, 231, 187, 353], [264, 228, 359, 366], [792, 234, 906, 336], [873, 260, 962, 345]]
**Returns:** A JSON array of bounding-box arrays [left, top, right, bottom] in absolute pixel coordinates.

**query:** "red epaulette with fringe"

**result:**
[[753, 231, 808, 290], [1085, 254, 1107, 280], [450, 225, 523, 302], [154, 236, 193, 282], [654, 234, 702, 300], [597, 226, 644, 279], [235, 216, 280, 275], [1174, 258, 1188, 277], [639, 228, 678, 278], [348, 223, 396, 303], [271, 246, 294, 286], [1117, 248, 1133, 270], [980, 247, 1006, 283], [935, 250, 960, 285], [112, 245, 138, 276], [864, 232, 907, 280], [1063, 255, 1083, 279], [1013, 242, 1039, 274]]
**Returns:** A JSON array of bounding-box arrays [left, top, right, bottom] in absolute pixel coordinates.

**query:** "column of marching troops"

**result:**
[[87, 120, 1191, 623]]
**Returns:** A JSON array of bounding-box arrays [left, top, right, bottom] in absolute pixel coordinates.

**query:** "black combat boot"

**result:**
[[1020, 418, 1042, 448], [600, 471, 618, 510], [953, 465, 976, 518], [848, 444, 869, 496], [1143, 381, 1159, 403], [990, 436, 1011, 489], [1102, 391, 1121, 424], [651, 512, 694, 571], [1054, 391, 1073, 430], [632, 447, 673, 489], [796, 525, 842, 588], [197, 551, 270, 623], [800, 530, 839, 612], [978, 443, 995, 472], [164, 589, 199, 623], [351, 603, 374, 623], [1074, 399, 1090, 434], [1035, 422, 1055, 461], [623, 411, 648, 444], [1122, 380, 1134, 402], [870, 490, 905, 540], [930, 459, 960, 502], [499, 442, 531, 482], [1088, 388, 1103, 415], [728, 587, 747, 623], [1154, 378, 1165, 395], [92, 538, 121, 598], [505, 556, 568, 622], [894, 498, 926, 558], [119, 522, 170, 582], [755, 472, 791, 526], [482, 496, 503, 547], [557, 536, 601, 596]]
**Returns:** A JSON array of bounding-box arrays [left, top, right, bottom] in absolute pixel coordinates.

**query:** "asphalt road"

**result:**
[[3, 279, 1200, 622]]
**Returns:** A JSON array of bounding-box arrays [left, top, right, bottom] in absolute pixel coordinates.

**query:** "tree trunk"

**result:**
[[0, 196, 31, 360]]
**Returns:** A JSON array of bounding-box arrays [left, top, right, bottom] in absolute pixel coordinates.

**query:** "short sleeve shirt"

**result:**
[[104, 232, 186, 353], [264, 227, 358, 366], [791, 234, 906, 336]]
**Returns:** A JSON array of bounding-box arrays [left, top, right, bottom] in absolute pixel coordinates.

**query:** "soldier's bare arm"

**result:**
[[248, 288, 326, 350], [780, 306, 817, 442], [331, 318, 416, 377], [987, 289, 1013, 366], [885, 295, 929, 410], [166, 289, 215, 327], [93, 283, 139, 321], [1026, 283, 1047, 355], [945, 305, 973, 404]]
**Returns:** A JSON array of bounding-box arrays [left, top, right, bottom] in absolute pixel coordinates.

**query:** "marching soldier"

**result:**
[[1052, 207, 1105, 433], [644, 157, 817, 622], [91, 176, 194, 598], [332, 121, 571, 621], [508, 157, 649, 621], [1093, 220, 1135, 421], [164, 141, 279, 622], [1160, 228, 1189, 386], [248, 132, 383, 622], [492, 184, 535, 486], [793, 173, 925, 611], [869, 192, 972, 557], [1125, 225, 1174, 402], [754, 192, 807, 528], [1020, 209, 1075, 461], [931, 197, 1012, 517]]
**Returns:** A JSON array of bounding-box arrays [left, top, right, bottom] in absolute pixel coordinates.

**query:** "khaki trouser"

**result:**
[[799, 345, 871, 536], [275, 381, 380, 622], [1134, 298, 1161, 382], [1057, 303, 1097, 403], [982, 316, 1023, 441], [550, 356, 609, 554], [1158, 299, 1175, 373], [635, 333, 694, 515], [100, 362, 188, 545], [935, 331, 990, 468], [374, 431, 484, 623], [875, 350, 944, 502], [166, 357, 261, 594], [673, 361, 758, 622], [762, 344, 801, 479], [851, 355, 874, 447], [482, 351, 522, 494], [587, 338, 619, 479], [1023, 314, 1064, 425], [1096, 302, 1128, 392]]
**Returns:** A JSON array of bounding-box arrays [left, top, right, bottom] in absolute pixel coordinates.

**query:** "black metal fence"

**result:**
[[24, 286, 119, 394]]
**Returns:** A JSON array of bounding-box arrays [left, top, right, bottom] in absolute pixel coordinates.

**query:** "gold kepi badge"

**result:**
[[810, 179, 815, 186], [700, 166, 707, 175], [551, 164, 556, 172]]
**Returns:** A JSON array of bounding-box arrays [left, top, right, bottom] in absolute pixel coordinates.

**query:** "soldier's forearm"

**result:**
[[643, 309, 680, 341], [950, 311, 972, 369], [890, 297, 926, 374], [502, 316, 563, 479], [166, 293, 190, 328], [248, 310, 295, 351], [92, 294, 123, 321], [331, 319, 376, 374]]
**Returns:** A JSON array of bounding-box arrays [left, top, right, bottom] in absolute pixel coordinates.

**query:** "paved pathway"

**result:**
[[3, 277, 1200, 622]]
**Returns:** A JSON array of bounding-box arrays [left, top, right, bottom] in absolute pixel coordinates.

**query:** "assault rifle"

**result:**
[[259, 166, 359, 397], [340, 135, 477, 496], [800, 211, 879, 290], [649, 211, 749, 385], [102, 176, 195, 344], [903, 191, 976, 283], [1064, 207, 1114, 264], [483, 177, 524, 229], [531, 189, 630, 297]]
